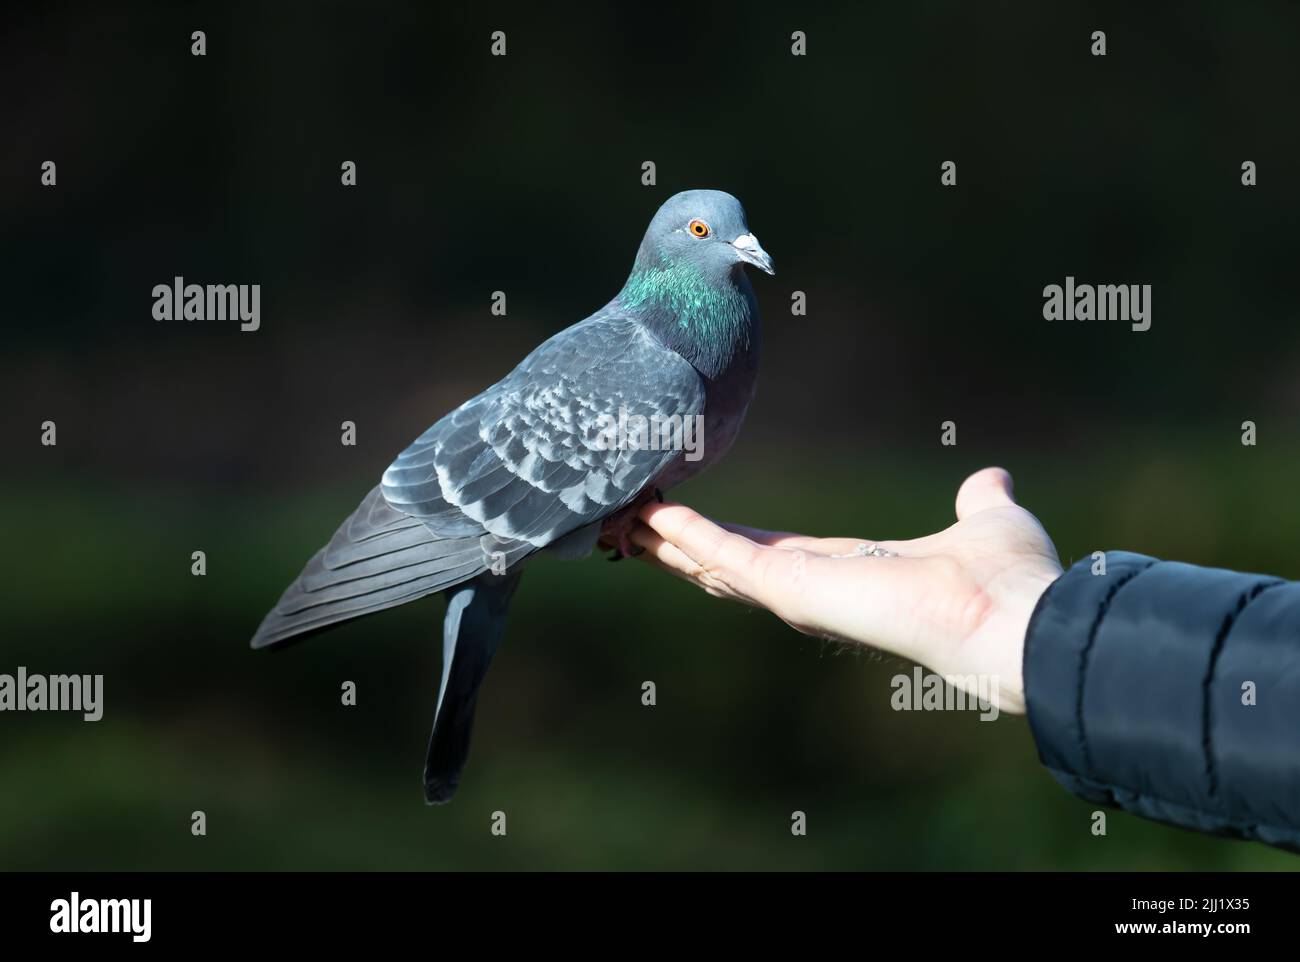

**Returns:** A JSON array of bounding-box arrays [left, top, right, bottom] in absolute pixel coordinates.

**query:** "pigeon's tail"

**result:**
[[424, 570, 522, 804], [249, 486, 490, 650]]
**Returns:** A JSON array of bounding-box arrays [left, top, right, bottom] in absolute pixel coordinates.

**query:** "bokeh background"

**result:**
[[2, 2, 1298, 869]]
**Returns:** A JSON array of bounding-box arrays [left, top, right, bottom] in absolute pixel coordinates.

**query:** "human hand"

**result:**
[[631, 467, 1063, 714]]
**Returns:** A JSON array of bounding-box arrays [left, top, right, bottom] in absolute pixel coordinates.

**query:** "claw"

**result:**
[[618, 529, 644, 558], [654, 487, 664, 504]]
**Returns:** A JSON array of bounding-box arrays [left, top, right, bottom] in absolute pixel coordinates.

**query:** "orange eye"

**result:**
[[688, 218, 710, 238]]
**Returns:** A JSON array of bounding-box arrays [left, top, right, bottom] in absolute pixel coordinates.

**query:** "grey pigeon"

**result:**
[[250, 189, 774, 802]]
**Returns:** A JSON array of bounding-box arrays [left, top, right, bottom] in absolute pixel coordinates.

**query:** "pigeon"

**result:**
[[250, 189, 774, 802]]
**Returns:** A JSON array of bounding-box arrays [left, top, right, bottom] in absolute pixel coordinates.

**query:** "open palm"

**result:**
[[630, 467, 1063, 713]]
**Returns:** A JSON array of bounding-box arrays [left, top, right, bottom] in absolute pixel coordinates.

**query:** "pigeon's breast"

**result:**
[[655, 337, 760, 490]]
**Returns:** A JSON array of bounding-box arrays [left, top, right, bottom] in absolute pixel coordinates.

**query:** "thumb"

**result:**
[[955, 467, 1017, 521]]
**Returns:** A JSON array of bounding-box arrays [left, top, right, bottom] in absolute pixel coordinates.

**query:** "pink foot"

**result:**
[[600, 494, 655, 558]]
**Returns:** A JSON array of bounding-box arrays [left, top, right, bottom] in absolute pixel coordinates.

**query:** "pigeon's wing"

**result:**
[[381, 311, 705, 550], [248, 486, 490, 648]]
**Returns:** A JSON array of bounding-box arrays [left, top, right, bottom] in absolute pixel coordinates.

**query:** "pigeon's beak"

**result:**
[[732, 233, 775, 275]]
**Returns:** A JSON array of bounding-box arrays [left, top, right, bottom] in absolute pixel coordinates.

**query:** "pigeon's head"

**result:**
[[635, 189, 774, 279]]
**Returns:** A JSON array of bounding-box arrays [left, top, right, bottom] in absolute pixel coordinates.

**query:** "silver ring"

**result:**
[[832, 542, 898, 559]]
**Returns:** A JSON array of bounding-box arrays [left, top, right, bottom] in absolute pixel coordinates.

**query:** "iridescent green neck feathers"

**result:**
[[617, 260, 755, 379]]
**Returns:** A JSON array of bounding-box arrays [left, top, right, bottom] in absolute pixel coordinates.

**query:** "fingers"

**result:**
[[628, 522, 700, 579], [718, 521, 803, 544], [635, 502, 810, 609], [629, 524, 740, 600], [636, 503, 757, 586], [955, 466, 1017, 521], [633, 501, 921, 648], [718, 522, 871, 557]]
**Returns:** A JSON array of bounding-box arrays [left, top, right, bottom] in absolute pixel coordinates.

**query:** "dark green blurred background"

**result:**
[[2, 2, 1298, 869]]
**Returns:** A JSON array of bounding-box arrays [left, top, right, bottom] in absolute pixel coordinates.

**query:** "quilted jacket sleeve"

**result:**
[[1023, 550, 1300, 851]]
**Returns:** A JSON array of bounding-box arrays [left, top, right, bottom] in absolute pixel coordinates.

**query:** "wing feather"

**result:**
[[381, 310, 704, 548]]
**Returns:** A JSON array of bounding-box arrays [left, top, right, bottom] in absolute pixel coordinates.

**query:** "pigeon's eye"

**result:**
[[688, 219, 711, 238]]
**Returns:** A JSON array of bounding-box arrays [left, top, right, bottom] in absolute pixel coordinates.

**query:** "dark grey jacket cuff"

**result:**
[[1023, 550, 1300, 851]]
